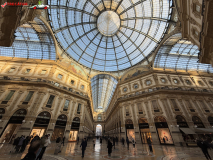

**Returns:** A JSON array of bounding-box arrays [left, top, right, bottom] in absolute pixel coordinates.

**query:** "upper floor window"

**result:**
[[25, 69, 31, 73], [134, 84, 138, 89], [196, 4, 201, 12], [173, 79, 178, 84], [81, 85, 85, 90], [185, 80, 192, 85], [209, 81, 213, 86], [77, 103, 81, 114], [152, 100, 160, 112], [123, 87, 127, 92], [22, 91, 34, 104], [71, 80, 75, 85], [41, 70, 46, 75], [54, 82, 59, 87], [137, 103, 143, 114], [170, 99, 180, 111], [58, 74, 63, 79], [126, 107, 129, 116], [146, 80, 151, 85], [198, 81, 204, 86], [161, 78, 166, 83], [46, 95, 55, 108], [1, 90, 15, 104], [63, 99, 70, 111], [9, 68, 15, 73]]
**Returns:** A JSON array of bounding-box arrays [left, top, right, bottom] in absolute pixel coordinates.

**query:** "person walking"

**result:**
[[62, 136, 65, 146], [55, 136, 61, 154], [163, 137, 166, 144], [93, 138, 96, 149], [147, 137, 153, 152], [122, 137, 125, 146], [36, 136, 46, 160], [20, 136, 27, 152], [22, 140, 41, 160], [197, 138, 212, 160], [132, 138, 135, 148], [80, 138, 87, 158], [100, 137, 102, 145], [107, 138, 113, 157], [113, 137, 116, 149], [17, 135, 25, 152], [126, 137, 129, 150], [37, 135, 51, 160]]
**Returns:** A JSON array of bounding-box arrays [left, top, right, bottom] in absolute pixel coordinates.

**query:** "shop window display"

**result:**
[[68, 131, 78, 141], [157, 128, 174, 144]]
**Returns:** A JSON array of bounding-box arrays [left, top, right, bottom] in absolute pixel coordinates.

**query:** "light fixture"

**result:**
[[194, 125, 197, 128], [0, 119, 2, 122], [177, 125, 179, 128], [22, 120, 26, 123], [30, 121, 33, 123], [52, 123, 55, 125]]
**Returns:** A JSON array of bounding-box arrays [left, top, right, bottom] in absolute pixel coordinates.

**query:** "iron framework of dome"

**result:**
[[48, 0, 173, 72]]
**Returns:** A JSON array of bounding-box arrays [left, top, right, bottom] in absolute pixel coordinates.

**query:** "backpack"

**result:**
[[56, 137, 61, 143]]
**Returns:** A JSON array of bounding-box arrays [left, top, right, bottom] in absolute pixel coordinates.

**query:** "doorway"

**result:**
[[69, 117, 80, 142], [138, 118, 151, 144], [0, 109, 27, 143], [96, 124, 102, 136]]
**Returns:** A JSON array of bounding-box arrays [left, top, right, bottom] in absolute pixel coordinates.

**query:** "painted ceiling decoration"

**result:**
[[91, 74, 118, 112], [154, 33, 213, 73], [48, 0, 173, 72]]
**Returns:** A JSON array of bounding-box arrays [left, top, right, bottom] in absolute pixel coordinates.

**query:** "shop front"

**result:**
[[69, 117, 80, 141], [30, 111, 51, 138], [193, 116, 213, 140], [154, 116, 174, 145], [0, 109, 27, 143], [51, 114, 67, 141], [176, 115, 196, 145], [125, 119, 135, 141], [138, 118, 151, 144]]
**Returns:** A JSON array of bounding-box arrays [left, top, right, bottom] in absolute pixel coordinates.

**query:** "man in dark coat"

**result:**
[[80, 138, 87, 158], [126, 137, 129, 150], [22, 140, 41, 160], [62, 136, 65, 146], [197, 139, 212, 160], [147, 137, 153, 152], [107, 138, 113, 157], [122, 138, 125, 146]]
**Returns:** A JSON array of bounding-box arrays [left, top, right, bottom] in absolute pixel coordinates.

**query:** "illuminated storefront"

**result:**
[[125, 119, 135, 141], [138, 118, 152, 144], [69, 117, 80, 141]]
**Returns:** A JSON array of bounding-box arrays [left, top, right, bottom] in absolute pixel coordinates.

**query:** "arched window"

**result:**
[[154, 116, 167, 123], [176, 115, 188, 128], [192, 116, 205, 128]]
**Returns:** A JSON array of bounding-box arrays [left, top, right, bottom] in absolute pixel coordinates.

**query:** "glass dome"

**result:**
[[48, 0, 173, 71]]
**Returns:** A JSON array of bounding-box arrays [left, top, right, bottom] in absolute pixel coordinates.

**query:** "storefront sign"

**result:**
[[177, 122, 188, 128], [155, 122, 168, 128], [139, 123, 149, 129]]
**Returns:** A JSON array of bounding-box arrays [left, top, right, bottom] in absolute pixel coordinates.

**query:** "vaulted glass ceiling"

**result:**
[[0, 18, 56, 60], [91, 74, 118, 112], [48, 0, 173, 72], [154, 33, 213, 73]]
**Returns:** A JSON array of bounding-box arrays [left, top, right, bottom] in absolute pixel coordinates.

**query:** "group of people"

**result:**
[[12, 135, 31, 153], [121, 137, 136, 149], [196, 138, 213, 160], [21, 134, 51, 160]]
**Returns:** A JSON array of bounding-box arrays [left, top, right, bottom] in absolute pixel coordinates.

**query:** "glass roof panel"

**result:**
[[48, 0, 173, 72], [91, 74, 118, 112], [0, 18, 56, 60], [154, 33, 213, 73]]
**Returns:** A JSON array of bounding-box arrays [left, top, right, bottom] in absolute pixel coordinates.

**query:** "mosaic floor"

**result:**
[[0, 139, 212, 160]]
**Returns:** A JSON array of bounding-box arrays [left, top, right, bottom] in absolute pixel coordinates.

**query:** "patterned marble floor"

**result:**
[[0, 139, 212, 160]]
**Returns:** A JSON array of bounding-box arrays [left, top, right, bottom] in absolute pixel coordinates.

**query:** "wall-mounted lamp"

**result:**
[[30, 121, 33, 124], [52, 123, 55, 125], [22, 120, 26, 123], [176, 125, 179, 128], [194, 125, 197, 128], [212, 126, 213, 128], [170, 125, 173, 128], [0, 119, 2, 122]]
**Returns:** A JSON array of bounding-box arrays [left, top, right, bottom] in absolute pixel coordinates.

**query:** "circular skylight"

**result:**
[[97, 11, 120, 36], [48, 0, 172, 72]]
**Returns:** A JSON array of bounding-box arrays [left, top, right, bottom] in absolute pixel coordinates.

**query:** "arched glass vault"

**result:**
[[154, 33, 213, 73], [0, 18, 56, 60], [48, 0, 173, 72], [91, 74, 118, 112]]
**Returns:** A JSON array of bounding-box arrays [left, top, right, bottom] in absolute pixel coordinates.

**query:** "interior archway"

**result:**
[[96, 124, 102, 136]]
